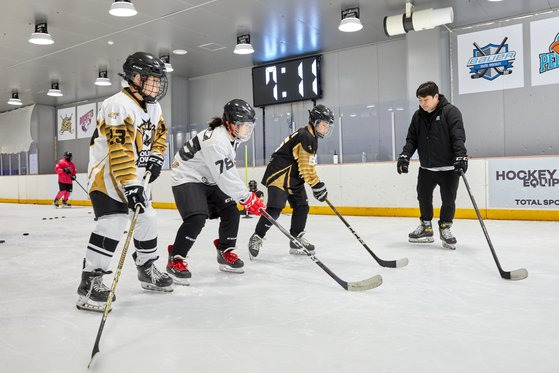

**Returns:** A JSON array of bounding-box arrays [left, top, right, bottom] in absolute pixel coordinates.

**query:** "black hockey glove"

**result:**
[[397, 154, 409, 174], [64, 167, 72, 174], [71, 175, 76, 181], [454, 156, 468, 174], [146, 153, 164, 183], [311, 182, 328, 202], [124, 182, 146, 213]]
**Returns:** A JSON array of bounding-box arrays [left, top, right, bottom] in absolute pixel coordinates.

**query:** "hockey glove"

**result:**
[[397, 154, 409, 174], [63, 167, 72, 174], [241, 192, 266, 216], [71, 175, 76, 181], [124, 182, 146, 213], [454, 156, 468, 174], [146, 153, 164, 183], [311, 182, 328, 202]]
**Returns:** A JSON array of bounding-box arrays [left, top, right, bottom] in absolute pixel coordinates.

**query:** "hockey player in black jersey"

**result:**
[[248, 104, 333, 259]]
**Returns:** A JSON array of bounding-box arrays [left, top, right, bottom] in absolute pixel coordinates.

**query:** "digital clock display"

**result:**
[[252, 55, 322, 107]]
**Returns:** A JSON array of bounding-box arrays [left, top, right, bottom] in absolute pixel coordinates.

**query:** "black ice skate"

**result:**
[[289, 232, 315, 255], [61, 200, 72, 208], [166, 245, 191, 286], [248, 233, 264, 260], [408, 220, 435, 243], [214, 239, 244, 273], [53, 199, 59, 208], [76, 269, 115, 313], [132, 252, 174, 292], [439, 222, 457, 250]]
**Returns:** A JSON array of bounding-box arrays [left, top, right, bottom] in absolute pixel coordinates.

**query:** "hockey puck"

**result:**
[[49, 218, 53, 220], [88, 212, 92, 214], [42, 218, 46, 220], [23, 233, 29, 236], [62, 216, 65, 218], [0, 240, 5, 244], [54, 217, 59, 219]]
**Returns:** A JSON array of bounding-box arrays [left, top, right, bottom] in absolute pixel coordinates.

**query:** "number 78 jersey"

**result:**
[[171, 125, 249, 203]]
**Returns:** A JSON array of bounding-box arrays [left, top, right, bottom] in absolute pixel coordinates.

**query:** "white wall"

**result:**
[[0, 160, 486, 211]]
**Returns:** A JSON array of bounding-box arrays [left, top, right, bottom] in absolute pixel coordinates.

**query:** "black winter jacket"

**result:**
[[400, 94, 467, 168]]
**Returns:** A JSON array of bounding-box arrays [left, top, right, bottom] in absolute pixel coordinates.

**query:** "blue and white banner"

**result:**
[[488, 157, 559, 209], [530, 16, 559, 87], [458, 24, 524, 95]]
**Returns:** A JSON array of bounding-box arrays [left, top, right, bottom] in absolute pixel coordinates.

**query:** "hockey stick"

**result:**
[[88, 172, 151, 368], [73, 178, 90, 199], [460, 170, 528, 281], [324, 198, 409, 268], [259, 209, 383, 291]]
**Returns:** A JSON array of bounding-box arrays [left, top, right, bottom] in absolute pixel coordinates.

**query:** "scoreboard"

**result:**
[[252, 55, 322, 107]]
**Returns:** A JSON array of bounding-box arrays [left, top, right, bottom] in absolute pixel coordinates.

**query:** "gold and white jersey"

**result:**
[[88, 88, 168, 202]]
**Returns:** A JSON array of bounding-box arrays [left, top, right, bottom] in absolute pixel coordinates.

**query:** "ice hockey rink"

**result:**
[[0, 202, 557, 373]]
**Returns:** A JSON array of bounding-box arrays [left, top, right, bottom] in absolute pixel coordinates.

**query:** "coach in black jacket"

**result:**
[[397, 81, 468, 249]]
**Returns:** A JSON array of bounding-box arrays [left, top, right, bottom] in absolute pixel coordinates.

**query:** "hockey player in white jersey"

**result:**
[[166, 99, 266, 284], [77, 52, 173, 312]]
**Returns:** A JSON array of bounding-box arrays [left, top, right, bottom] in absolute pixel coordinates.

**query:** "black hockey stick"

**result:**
[[460, 170, 528, 281], [324, 198, 409, 268], [88, 172, 151, 368], [74, 178, 90, 199], [259, 209, 383, 291]]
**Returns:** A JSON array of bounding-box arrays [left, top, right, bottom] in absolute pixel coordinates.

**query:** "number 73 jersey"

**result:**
[[88, 89, 167, 202], [171, 125, 249, 203]]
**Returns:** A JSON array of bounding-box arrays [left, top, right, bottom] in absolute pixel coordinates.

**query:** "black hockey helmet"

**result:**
[[308, 104, 334, 138], [121, 51, 168, 103], [223, 99, 256, 142], [64, 151, 72, 161]]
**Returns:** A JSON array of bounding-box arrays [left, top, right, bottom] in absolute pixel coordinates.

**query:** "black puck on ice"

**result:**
[[88, 212, 92, 214], [0, 240, 5, 244], [42, 218, 46, 220], [62, 216, 65, 218], [49, 218, 53, 220], [23, 233, 29, 236], [54, 217, 59, 219]]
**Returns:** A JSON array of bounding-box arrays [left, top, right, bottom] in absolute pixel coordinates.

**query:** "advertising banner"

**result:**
[[488, 157, 559, 209], [76, 103, 97, 139], [57, 107, 76, 141], [457, 24, 524, 94], [530, 16, 559, 87]]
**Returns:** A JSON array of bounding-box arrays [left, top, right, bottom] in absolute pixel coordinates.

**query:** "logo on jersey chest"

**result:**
[[137, 119, 156, 167]]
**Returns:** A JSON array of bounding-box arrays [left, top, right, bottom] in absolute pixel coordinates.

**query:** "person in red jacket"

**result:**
[[54, 151, 77, 208]]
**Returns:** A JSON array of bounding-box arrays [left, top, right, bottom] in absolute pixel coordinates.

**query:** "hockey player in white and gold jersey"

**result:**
[[77, 52, 173, 312]]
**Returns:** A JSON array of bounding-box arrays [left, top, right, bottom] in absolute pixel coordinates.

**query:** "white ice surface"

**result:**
[[0, 203, 557, 373]]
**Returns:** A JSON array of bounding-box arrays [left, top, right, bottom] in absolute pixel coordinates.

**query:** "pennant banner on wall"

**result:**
[[530, 16, 559, 87], [57, 107, 76, 141], [457, 24, 524, 95], [76, 103, 97, 139]]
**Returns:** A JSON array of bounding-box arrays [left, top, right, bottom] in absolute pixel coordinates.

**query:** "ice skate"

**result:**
[[61, 200, 72, 208], [53, 199, 59, 208], [133, 252, 174, 291], [439, 222, 457, 250], [76, 269, 114, 313], [408, 220, 435, 243], [289, 232, 315, 255], [248, 233, 264, 260], [166, 245, 191, 286], [215, 239, 244, 273]]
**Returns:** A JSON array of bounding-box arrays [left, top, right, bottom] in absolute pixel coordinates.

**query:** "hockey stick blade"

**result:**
[[502, 268, 528, 281], [325, 199, 408, 269], [88, 350, 99, 369], [347, 274, 383, 291]]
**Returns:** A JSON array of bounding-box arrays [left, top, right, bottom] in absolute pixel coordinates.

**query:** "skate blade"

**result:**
[[442, 242, 456, 250], [76, 297, 110, 313], [167, 275, 190, 286], [140, 282, 174, 292], [289, 248, 315, 255], [218, 265, 244, 274], [408, 237, 434, 243]]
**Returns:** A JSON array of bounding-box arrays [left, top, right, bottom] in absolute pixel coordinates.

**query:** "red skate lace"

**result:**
[[168, 258, 188, 271], [222, 251, 239, 263]]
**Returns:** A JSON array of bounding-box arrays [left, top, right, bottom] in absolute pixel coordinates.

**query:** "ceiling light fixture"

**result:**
[[172, 49, 187, 55], [338, 7, 363, 32], [160, 54, 173, 73], [384, 1, 454, 36], [28, 22, 54, 45], [234, 34, 254, 55], [109, 0, 138, 17], [47, 82, 63, 97], [94, 70, 112, 86], [7, 91, 23, 106]]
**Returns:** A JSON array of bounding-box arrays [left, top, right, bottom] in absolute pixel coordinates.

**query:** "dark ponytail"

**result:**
[[208, 117, 224, 129]]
